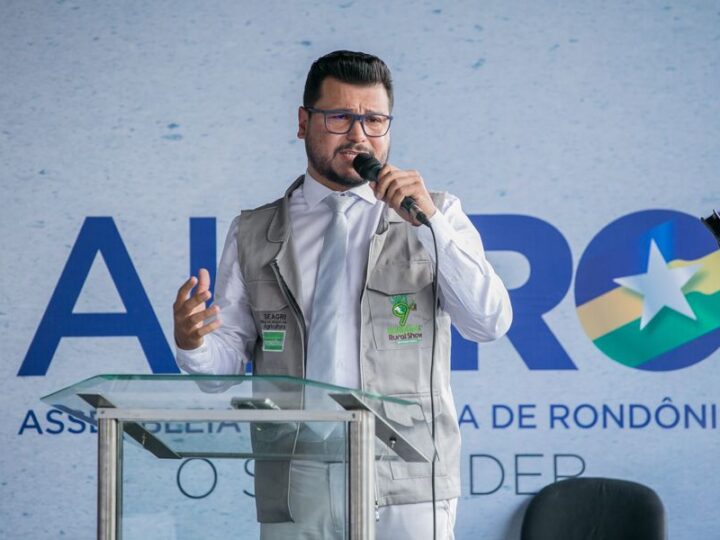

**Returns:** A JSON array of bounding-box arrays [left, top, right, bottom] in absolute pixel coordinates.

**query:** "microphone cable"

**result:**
[[428, 220, 439, 540], [352, 153, 442, 537]]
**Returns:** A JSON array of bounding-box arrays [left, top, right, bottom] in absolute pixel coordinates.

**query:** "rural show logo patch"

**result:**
[[386, 294, 422, 345]]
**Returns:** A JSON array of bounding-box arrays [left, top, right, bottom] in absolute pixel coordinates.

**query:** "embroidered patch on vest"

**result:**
[[262, 330, 286, 352], [386, 295, 423, 344]]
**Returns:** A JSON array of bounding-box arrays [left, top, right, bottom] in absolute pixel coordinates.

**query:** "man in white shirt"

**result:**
[[173, 50, 512, 539]]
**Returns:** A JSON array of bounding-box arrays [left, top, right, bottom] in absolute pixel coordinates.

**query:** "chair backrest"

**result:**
[[520, 477, 666, 540]]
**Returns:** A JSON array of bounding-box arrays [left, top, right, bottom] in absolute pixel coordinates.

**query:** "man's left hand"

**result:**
[[371, 164, 437, 226]]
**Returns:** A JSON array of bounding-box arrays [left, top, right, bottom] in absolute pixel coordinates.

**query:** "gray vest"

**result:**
[[236, 176, 461, 522]]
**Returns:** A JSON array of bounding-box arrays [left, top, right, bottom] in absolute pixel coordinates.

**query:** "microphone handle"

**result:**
[[401, 196, 431, 227], [353, 155, 431, 226]]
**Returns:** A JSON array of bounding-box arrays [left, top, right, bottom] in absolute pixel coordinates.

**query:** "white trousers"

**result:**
[[260, 461, 456, 540]]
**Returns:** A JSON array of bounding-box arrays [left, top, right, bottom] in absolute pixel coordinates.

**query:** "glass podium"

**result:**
[[42, 374, 433, 540]]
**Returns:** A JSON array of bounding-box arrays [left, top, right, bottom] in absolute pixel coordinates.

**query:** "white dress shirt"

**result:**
[[176, 172, 512, 387]]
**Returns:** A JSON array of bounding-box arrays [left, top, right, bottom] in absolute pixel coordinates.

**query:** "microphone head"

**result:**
[[352, 153, 382, 182]]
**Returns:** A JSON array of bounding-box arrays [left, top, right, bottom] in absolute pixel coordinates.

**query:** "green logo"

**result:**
[[262, 330, 286, 352], [385, 295, 422, 345], [390, 295, 416, 326]]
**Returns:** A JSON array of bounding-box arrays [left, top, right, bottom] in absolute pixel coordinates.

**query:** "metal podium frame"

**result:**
[[42, 375, 432, 540], [95, 406, 376, 540]]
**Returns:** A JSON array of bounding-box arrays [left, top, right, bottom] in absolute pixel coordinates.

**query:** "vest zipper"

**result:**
[[271, 260, 307, 376], [359, 229, 384, 393], [270, 259, 306, 523]]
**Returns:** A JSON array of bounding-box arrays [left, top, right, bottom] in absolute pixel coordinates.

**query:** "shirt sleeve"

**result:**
[[175, 216, 258, 375], [414, 193, 513, 342]]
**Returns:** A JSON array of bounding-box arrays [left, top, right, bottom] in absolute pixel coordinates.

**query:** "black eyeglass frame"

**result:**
[[303, 107, 393, 137]]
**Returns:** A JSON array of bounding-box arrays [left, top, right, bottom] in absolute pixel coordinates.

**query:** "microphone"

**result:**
[[701, 209, 720, 247], [353, 153, 431, 226]]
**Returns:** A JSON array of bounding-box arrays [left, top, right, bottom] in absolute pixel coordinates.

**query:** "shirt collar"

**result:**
[[303, 170, 377, 209]]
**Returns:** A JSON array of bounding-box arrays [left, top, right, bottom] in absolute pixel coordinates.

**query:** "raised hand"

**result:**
[[173, 268, 221, 350]]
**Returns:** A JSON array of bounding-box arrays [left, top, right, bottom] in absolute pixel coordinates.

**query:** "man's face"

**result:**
[[298, 77, 391, 189]]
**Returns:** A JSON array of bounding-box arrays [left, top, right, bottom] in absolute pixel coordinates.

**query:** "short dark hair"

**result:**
[[303, 50, 394, 110]]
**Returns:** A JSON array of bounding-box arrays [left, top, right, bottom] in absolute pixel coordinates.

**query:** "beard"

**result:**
[[304, 136, 389, 188]]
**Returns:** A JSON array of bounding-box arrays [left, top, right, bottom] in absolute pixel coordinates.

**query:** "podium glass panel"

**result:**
[[42, 375, 434, 540], [121, 435, 277, 539]]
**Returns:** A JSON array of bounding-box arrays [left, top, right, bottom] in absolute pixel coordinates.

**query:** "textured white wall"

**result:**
[[2, 1, 719, 538]]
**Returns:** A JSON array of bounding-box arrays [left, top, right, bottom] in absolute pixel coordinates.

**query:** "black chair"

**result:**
[[520, 477, 666, 540]]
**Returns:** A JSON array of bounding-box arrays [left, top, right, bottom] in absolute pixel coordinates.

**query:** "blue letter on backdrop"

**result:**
[[190, 217, 216, 299], [18, 217, 177, 375], [451, 215, 576, 371]]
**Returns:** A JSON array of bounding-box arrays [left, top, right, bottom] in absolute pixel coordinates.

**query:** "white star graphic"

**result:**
[[613, 239, 701, 330]]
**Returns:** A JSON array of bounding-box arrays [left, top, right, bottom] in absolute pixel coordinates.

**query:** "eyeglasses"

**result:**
[[304, 107, 393, 137]]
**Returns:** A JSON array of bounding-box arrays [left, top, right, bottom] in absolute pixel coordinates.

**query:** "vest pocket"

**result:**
[[247, 280, 289, 311], [366, 262, 435, 350], [381, 391, 448, 480], [247, 280, 293, 361]]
